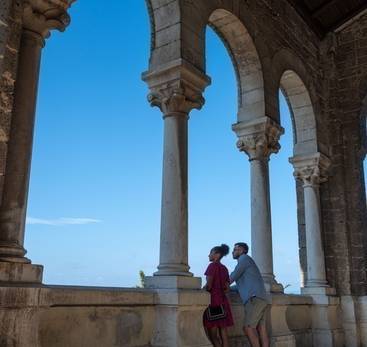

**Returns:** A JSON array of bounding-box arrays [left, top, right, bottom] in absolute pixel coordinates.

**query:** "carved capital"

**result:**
[[142, 60, 210, 118], [22, 0, 74, 40], [147, 83, 204, 117], [233, 117, 284, 160], [293, 165, 323, 187], [289, 153, 331, 187]]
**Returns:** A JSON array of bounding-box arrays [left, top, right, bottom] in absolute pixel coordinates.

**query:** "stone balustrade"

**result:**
[[0, 285, 325, 347]]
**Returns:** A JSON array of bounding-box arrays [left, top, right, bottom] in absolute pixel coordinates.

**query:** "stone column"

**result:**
[[0, 0, 72, 282], [142, 62, 210, 289], [290, 153, 333, 293], [233, 117, 284, 292], [358, 296, 367, 346]]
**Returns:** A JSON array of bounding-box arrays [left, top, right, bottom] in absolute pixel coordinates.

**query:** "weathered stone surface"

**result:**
[[0, 0, 366, 346], [0, 0, 73, 272], [0, 262, 42, 283]]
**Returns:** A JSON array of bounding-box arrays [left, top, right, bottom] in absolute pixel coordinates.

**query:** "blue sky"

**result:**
[[25, 0, 301, 292]]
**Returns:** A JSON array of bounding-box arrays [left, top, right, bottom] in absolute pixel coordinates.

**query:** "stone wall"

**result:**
[[0, 0, 22, 202], [0, 285, 157, 347], [321, 12, 367, 296], [39, 287, 156, 347], [0, 285, 316, 347]]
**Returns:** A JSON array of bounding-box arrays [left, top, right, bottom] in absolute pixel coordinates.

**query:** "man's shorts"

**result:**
[[244, 296, 268, 328]]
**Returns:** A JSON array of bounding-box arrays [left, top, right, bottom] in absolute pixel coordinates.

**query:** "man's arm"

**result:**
[[229, 257, 248, 283]]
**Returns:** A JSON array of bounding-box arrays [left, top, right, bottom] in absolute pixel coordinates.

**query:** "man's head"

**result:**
[[232, 242, 249, 259]]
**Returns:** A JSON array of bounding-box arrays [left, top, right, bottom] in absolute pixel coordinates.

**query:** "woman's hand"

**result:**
[[223, 282, 230, 293]]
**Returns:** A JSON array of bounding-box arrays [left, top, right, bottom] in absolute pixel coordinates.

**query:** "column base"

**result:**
[[155, 263, 192, 277], [301, 286, 336, 296], [340, 295, 361, 347], [0, 243, 30, 263], [263, 275, 284, 293], [152, 288, 211, 347], [269, 281, 284, 293], [305, 292, 343, 347], [145, 275, 202, 289], [358, 296, 367, 346], [0, 261, 43, 284]]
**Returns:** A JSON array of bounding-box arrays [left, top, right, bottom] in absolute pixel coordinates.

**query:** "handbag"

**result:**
[[205, 265, 227, 322], [206, 304, 226, 321]]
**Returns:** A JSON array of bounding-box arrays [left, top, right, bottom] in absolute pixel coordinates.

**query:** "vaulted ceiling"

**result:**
[[286, 0, 367, 37]]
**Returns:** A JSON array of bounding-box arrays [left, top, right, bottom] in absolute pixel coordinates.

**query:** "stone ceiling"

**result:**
[[286, 0, 367, 37]]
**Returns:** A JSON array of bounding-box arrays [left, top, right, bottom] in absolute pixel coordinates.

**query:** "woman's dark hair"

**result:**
[[211, 244, 230, 258]]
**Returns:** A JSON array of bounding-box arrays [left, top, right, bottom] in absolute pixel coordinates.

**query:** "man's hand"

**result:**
[[229, 285, 238, 292]]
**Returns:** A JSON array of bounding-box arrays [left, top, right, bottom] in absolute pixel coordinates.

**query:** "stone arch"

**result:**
[[145, 1, 266, 123], [280, 71, 317, 155], [273, 50, 318, 156], [207, 9, 265, 121], [359, 80, 367, 160], [145, 0, 155, 63], [271, 50, 321, 288], [144, 0, 182, 69]]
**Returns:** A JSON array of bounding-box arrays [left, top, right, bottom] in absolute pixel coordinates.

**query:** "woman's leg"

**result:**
[[204, 327, 211, 343], [219, 327, 229, 347], [208, 327, 221, 347]]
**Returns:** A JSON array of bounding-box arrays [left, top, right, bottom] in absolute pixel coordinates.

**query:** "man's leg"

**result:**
[[244, 298, 261, 347], [243, 326, 261, 347], [256, 303, 269, 347], [244, 298, 269, 347], [257, 324, 269, 347]]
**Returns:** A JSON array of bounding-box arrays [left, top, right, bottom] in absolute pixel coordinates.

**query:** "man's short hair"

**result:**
[[235, 242, 249, 254]]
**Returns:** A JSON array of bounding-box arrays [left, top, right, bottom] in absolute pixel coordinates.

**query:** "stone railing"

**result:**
[[0, 285, 320, 347]]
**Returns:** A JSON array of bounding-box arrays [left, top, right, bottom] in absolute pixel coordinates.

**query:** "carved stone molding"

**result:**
[[232, 117, 284, 160], [289, 153, 331, 187], [142, 59, 211, 118], [22, 0, 73, 41]]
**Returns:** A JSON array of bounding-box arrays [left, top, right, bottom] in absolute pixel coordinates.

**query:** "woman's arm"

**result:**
[[223, 281, 230, 293], [204, 275, 214, 291]]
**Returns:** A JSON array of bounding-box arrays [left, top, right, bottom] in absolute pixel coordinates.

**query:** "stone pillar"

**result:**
[[0, 0, 72, 283], [358, 296, 367, 346], [142, 62, 210, 289], [290, 154, 341, 347], [289, 153, 333, 293], [340, 296, 361, 347], [232, 116, 284, 293]]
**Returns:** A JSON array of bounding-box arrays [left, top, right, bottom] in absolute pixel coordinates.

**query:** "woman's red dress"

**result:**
[[203, 262, 234, 328]]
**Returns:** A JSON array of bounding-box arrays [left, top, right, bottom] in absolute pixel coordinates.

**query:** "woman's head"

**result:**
[[208, 244, 230, 262]]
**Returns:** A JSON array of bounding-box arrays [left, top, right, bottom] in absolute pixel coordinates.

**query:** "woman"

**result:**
[[203, 244, 234, 347]]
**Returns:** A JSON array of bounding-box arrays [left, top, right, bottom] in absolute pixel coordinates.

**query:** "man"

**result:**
[[230, 242, 269, 347]]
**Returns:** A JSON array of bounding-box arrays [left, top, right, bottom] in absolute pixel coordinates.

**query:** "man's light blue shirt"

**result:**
[[230, 254, 267, 304]]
